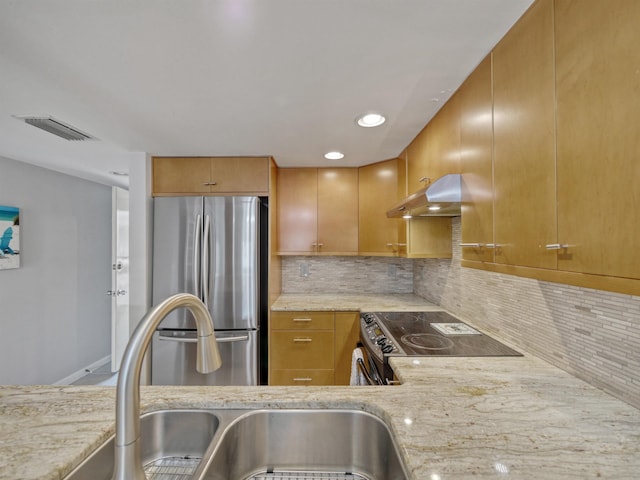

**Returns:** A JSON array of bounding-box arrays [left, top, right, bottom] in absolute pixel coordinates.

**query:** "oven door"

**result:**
[[356, 346, 384, 385]]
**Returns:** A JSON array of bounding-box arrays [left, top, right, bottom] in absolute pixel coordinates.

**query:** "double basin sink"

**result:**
[[64, 408, 409, 480]]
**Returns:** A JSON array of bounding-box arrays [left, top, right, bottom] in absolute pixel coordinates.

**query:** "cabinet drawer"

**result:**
[[270, 331, 334, 369], [271, 311, 334, 330], [270, 369, 334, 386]]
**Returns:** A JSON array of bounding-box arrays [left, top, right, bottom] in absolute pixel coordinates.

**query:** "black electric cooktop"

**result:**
[[370, 311, 522, 357]]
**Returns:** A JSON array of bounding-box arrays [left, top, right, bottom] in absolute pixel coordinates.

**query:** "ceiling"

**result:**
[[0, 0, 534, 188]]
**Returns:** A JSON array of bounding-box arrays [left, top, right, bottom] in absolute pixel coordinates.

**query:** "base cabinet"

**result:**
[[269, 310, 359, 386]]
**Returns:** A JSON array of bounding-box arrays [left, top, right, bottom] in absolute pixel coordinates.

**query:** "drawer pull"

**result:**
[[293, 338, 313, 343], [293, 377, 313, 382], [203, 181, 217, 186], [293, 318, 313, 322]]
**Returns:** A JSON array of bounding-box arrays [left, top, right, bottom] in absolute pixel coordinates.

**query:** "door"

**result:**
[[152, 330, 258, 385], [152, 196, 202, 329], [204, 196, 259, 330], [111, 187, 130, 372]]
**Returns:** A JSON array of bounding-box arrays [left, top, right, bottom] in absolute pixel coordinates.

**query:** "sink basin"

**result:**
[[195, 409, 409, 480], [64, 409, 220, 480]]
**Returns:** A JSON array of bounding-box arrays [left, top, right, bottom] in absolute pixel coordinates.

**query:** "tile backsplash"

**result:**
[[281, 256, 413, 294], [414, 218, 640, 409]]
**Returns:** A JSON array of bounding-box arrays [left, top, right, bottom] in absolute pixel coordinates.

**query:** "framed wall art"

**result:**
[[0, 205, 20, 270]]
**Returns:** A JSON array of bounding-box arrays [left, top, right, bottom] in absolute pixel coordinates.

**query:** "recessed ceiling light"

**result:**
[[356, 112, 386, 128], [324, 151, 344, 160]]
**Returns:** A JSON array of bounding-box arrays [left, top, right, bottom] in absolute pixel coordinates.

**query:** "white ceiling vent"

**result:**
[[14, 116, 97, 141]]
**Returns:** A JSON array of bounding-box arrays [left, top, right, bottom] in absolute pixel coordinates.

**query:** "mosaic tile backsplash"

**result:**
[[414, 218, 640, 409], [281, 256, 413, 294]]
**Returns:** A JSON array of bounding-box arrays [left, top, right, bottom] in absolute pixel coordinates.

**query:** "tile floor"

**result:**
[[71, 362, 117, 386]]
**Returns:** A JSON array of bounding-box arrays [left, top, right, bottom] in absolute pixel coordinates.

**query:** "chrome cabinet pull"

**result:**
[[293, 318, 313, 322], [293, 338, 313, 343], [546, 243, 570, 250], [460, 243, 482, 248], [203, 181, 217, 186], [293, 377, 313, 382]]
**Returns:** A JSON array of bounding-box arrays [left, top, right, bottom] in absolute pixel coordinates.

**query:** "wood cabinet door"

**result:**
[[209, 157, 269, 194], [460, 55, 495, 263], [555, 0, 640, 279], [269, 369, 335, 386], [406, 127, 430, 194], [152, 157, 212, 195], [358, 159, 400, 256], [270, 331, 335, 370], [276, 168, 318, 254], [425, 93, 462, 181], [334, 312, 359, 385], [317, 168, 359, 255], [493, 0, 557, 269]]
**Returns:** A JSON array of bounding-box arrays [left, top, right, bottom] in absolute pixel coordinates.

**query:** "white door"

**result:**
[[111, 187, 130, 372]]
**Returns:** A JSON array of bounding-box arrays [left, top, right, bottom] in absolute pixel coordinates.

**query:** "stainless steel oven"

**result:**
[[358, 311, 522, 385]]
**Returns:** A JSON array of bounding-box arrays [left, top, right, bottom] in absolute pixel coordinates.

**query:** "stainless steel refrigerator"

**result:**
[[151, 196, 267, 386]]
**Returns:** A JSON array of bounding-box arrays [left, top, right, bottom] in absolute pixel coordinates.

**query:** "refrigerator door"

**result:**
[[151, 330, 258, 385], [152, 197, 203, 329], [203, 196, 259, 330]]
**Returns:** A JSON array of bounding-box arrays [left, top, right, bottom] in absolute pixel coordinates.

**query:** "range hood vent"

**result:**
[[15, 116, 97, 141], [387, 173, 461, 218]]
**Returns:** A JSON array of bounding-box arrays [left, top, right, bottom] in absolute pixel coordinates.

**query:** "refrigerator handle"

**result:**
[[202, 214, 211, 307], [158, 334, 250, 343], [194, 214, 202, 299]]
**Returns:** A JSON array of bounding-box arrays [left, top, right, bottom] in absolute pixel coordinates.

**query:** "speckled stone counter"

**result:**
[[271, 293, 442, 312], [2, 354, 640, 480]]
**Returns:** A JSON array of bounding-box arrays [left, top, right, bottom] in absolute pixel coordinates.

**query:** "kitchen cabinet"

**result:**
[[554, 0, 640, 280], [459, 54, 495, 263], [152, 156, 270, 196], [398, 217, 452, 259], [269, 310, 359, 386], [358, 159, 401, 256], [406, 94, 462, 195], [277, 168, 358, 255], [492, 0, 557, 269]]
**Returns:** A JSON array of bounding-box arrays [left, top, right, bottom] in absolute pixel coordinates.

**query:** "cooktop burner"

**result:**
[[360, 311, 522, 358]]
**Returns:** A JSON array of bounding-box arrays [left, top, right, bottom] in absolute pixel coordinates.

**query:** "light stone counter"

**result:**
[[2, 354, 640, 480], [271, 293, 442, 312]]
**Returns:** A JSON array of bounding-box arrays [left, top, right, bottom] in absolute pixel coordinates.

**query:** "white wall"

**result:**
[[0, 155, 111, 384]]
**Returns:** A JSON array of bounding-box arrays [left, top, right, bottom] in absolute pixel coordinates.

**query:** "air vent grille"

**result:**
[[17, 116, 97, 141]]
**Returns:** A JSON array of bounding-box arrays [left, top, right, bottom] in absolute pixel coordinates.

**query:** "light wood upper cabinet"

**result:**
[[277, 168, 358, 255], [358, 159, 400, 256], [399, 218, 452, 259], [153, 156, 270, 195], [492, 0, 557, 269], [276, 168, 318, 254], [555, 0, 640, 280], [460, 54, 495, 263], [406, 127, 430, 194]]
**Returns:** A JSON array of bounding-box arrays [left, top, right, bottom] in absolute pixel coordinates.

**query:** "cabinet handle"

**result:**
[[293, 318, 313, 323], [419, 176, 431, 184], [293, 338, 313, 343], [460, 243, 482, 248], [386, 243, 407, 247], [545, 244, 570, 250], [293, 377, 313, 382], [203, 181, 217, 186]]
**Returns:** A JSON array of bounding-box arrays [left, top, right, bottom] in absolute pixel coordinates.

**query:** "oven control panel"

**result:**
[[360, 312, 401, 357]]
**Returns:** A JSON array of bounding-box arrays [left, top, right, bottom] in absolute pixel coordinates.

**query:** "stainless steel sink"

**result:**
[[195, 409, 409, 480], [64, 408, 408, 480], [64, 409, 220, 480]]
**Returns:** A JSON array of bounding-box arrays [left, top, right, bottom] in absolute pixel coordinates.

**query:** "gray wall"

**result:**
[[0, 156, 111, 384], [414, 218, 640, 410]]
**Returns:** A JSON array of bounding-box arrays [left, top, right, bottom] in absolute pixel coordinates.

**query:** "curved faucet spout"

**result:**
[[111, 293, 221, 480]]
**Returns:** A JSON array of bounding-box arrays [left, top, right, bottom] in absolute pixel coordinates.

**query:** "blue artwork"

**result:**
[[0, 205, 20, 270]]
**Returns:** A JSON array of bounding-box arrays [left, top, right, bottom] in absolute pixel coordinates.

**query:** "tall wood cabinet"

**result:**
[[459, 54, 495, 264], [277, 168, 358, 255], [555, 0, 640, 279], [493, 0, 557, 270]]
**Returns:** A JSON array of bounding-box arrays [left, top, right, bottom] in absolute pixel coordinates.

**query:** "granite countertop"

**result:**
[[2, 355, 640, 480], [271, 293, 443, 312], [3, 294, 640, 479]]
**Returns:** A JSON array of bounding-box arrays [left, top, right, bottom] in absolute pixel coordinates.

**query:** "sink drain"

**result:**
[[249, 470, 368, 480], [144, 456, 202, 480]]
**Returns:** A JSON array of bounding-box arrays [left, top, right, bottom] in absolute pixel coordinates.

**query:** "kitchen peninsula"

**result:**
[[2, 353, 640, 480], [2, 292, 640, 479]]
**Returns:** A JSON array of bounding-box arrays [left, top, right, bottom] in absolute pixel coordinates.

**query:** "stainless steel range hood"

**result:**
[[387, 173, 461, 218]]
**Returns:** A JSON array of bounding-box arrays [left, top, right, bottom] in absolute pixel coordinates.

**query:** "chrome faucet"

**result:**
[[111, 293, 222, 480]]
